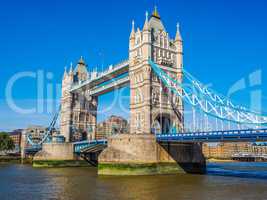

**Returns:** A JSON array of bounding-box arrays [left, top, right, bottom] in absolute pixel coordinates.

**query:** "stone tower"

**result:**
[[61, 57, 98, 142], [99, 8, 205, 176], [129, 8, 184, 135]]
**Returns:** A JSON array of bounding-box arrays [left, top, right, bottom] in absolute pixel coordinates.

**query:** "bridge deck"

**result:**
[[70, 60, 129, 93], [157, 128, 267, 143]]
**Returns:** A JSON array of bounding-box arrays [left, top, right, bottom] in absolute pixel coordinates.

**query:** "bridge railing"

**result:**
[[156, 128, 267, 142], [70, 60, 129, 92], [73, 139, 107, 153]]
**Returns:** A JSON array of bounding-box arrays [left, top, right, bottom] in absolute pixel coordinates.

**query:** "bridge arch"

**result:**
[[152, 113, 173, 134]]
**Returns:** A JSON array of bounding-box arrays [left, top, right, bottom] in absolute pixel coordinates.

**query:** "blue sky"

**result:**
[[0, 0, 267, 131]]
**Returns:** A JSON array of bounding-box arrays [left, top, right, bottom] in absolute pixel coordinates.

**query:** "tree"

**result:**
[[0, 132, 15, 151]]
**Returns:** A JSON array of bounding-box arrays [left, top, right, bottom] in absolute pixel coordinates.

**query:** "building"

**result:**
[[22, 126, 47, 147], [60, 7, 184, 142], [96, 115, 129, 139], [128, 8, 183, 135], [61, 57, 97, 142], [251, 142, 267, 155], [8, 129, 23, 152], [202, 142, 253, 159]]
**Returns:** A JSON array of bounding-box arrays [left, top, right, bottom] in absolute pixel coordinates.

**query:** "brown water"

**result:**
[[1, 163, 267, 200]]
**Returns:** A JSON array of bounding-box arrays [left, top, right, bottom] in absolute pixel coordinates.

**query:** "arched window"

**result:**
[[164, 38, 168, 48], [137, 48, 142, 57], [160, 36, 163, 47], [135, 89, 143, 103], [136, 113, 142, 129]]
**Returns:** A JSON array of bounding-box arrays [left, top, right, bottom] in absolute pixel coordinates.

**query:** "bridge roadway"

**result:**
[[73, 128, 267, 153], [70, 60, 129, 95]]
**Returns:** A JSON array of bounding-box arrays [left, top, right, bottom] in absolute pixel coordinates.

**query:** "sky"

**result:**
[[0, 0, 267, 131]]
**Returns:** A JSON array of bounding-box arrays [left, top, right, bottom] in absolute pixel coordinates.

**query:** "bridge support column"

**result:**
[[98, 134, 206, 175]]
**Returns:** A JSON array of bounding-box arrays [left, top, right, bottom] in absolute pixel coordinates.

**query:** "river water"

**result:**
[[1, 162, 267, 200]]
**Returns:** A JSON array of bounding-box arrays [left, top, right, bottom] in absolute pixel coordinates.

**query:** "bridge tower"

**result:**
[[129, 8, 183, 135], [98, 8, 206, 175], [61, 57, 98, 142]]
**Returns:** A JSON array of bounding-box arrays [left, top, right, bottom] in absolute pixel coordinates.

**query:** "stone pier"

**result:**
[[33, 143, 87, 167], [98, 134, 206, 175]]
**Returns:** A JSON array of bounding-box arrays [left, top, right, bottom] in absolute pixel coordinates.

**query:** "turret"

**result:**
[[175, 23, 182, 42], [174, 23, 183, 69], [129, 20, 135, 50], [63, 66, 68, 79], [74, 56, 88, 82], [152, 6, 160, 19], [143, 11, 149, 31], [61, 62, 74, 142], [141, 11, 151, 60], [69, 62, 73, 75]]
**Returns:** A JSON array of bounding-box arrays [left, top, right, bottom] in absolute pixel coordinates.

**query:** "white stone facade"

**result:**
[[129, 9, 184, 135]]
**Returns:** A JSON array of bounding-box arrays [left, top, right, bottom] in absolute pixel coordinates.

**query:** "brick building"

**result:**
[[202, 142, 252, 159], [9, 129, 23, 151], [96, 115, 128, 139]]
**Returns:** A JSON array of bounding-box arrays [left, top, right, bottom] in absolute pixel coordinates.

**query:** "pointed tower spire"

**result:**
[[78, 56, 85, 65], [143, 11, 149, 31], [152, 6, 160, 19], [130, 20, 135, 38], [69, 62, 73, 74], [175, 23, 182, 41], [63, 66, 68, 77]]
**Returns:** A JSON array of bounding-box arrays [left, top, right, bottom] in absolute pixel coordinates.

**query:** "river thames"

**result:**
[[1, 162, 267, 200]]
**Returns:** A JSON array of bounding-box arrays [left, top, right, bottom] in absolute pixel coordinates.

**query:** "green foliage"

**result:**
[[33, 160, 89, 168], [0, 132, 15, 151]]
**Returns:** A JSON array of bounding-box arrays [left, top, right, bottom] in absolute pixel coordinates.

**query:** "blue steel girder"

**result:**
[[73, 140, 107, 153], [156, 128, 267, 142], [70, 60, 129, 93], [148, 60, 267, 125]]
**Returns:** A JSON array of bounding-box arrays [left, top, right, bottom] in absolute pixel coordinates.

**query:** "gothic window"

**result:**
[[135, 89, 143, 103], [164, 38, 168, 48], [136, 113, 141, 129], [136, 36, 141, 45], [152, 88, 159, 105], [160, 36, 163, 47], [137, 48, 142, 57], [74, 114, 78, 122], [80, 113, 85, 122]]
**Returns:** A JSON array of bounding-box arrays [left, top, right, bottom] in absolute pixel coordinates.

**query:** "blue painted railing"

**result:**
[[73, 139, 107, 153], [156, 128, 267, 142], [71, 129, 267, 153]]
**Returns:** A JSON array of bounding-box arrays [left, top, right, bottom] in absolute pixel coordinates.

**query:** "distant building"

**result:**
[[251, 142, 267, 155], [8, 129, 23, 152], [23, 126, 47, 146], [96, 115, 129, 139], [202, 142, 267, 159]]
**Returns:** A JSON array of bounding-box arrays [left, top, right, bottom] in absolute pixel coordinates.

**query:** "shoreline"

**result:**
[[207, 158, 267, 163], [0, 156, 21, 163], [206, 158, 237, 163]]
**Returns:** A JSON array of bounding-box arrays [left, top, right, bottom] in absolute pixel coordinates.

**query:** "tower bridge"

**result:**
[[25, 7, 267, 175]]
